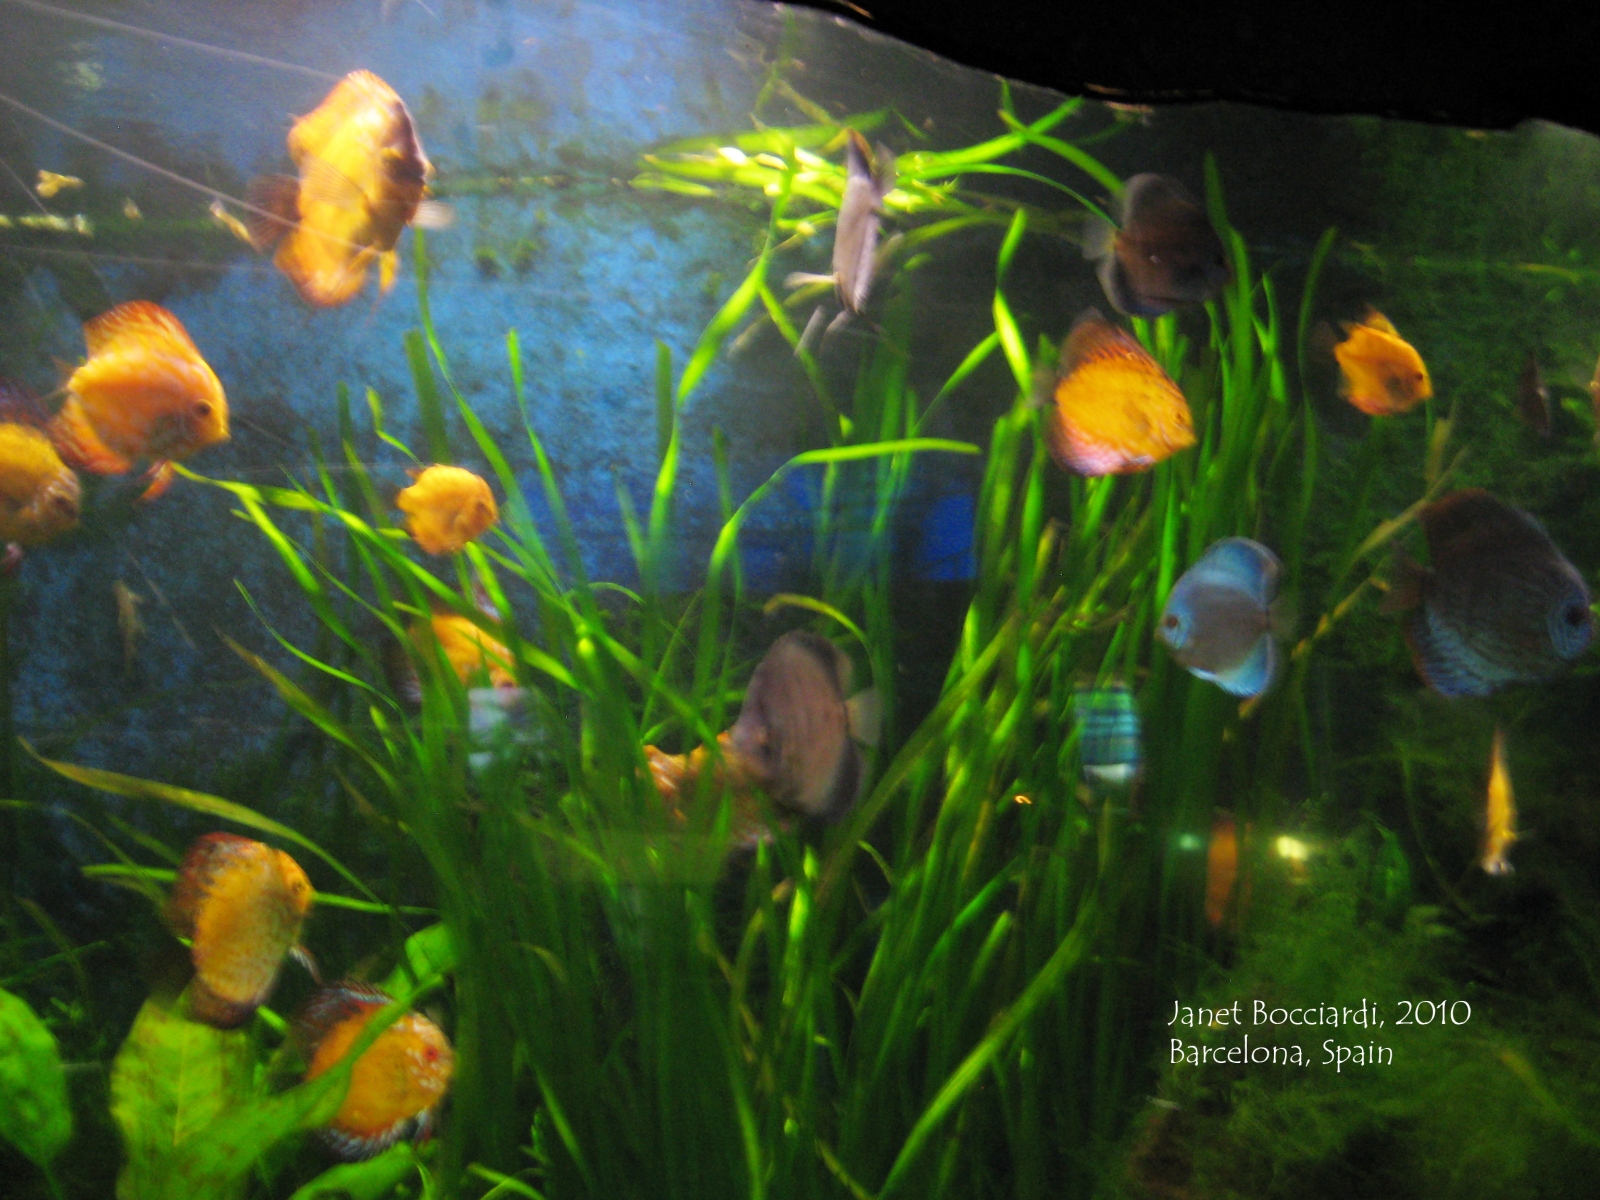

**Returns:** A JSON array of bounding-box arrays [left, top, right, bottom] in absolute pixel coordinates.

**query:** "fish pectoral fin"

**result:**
[[49, 404, 132, 475], [845, 688, 882, 747], [378, 249, 401, 294], [243, 174, 301, 250], [298, 154, 369, 211], [783, 271, 835, 290], [290, 943, 323, 985], [136, 462, 176, 503], [413, 200, 455, 230]]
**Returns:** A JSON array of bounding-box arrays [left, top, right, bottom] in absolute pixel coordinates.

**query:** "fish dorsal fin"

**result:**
[[1059, 309, 1147, 374], [299, 154, 370, 211], [845, 687, 882, 748], [1188, 537, 1281, 608], [1360, 310, 1399, 337], [0, 379, 50, 429], [83, 301, 198, 358]]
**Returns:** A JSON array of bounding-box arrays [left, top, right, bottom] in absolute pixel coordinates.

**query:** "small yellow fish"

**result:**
[[113, 580, 144, 671], [0, 384, 80, 548], [208, 198, 254, 246], [122, 198, 142, 220], [35, 170, 83, 199], [248, 70, 450, 307], [167, 833, 314, 1028], [51, 300, 229, 502], [1333, 310, 1431, 416], [1483, 727, 1517, 876], [299, 983, 454, 1160], [395, 464, 498, 556]]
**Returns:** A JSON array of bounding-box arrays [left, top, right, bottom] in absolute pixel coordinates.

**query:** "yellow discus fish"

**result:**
[[0, 386, 80, 548], [395, 464, 498, 556]]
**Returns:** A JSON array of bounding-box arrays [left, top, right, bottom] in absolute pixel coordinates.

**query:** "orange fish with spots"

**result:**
[[396, 464, 498, 556], [299, 982, 454, 1160], [1333, 310, 1431, 416], [1042, 309, 1195, 476], [0, 383, 80, 547], [167, 833, 314, 1028], [249, 71, 451, 308], [50, 301, 228, 502]]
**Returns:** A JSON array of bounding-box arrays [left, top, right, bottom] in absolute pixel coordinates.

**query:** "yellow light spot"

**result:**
[[1014, 794, 1032, 805], [1274, 836, 1311, 862]]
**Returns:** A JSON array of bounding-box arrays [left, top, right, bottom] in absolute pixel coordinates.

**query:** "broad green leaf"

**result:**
[[0, 986, 72, 1167], [289, 1144, 419, 1200], [111, 992, 254, 1200], [381, 923, 458, 994]]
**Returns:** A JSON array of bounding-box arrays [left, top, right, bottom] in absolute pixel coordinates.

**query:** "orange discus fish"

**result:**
[[299, 983, 455, 1160], [50, 301, 229, 502], [644, 732, 782, 850], [1482, 727, 1518, 876], [1332, 310, 1431, 416], [167, 833, 314, 1028], [0, 384, 80, 547], [387, 598, 517, 704], [396, 464, 498, 555], [1042, 309, 1195, 476], [249, 70, 450, 308], [1204, 811, 1239, 928]]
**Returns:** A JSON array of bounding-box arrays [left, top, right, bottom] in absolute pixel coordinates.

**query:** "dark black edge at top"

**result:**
[[752, 0, 1600, 136]]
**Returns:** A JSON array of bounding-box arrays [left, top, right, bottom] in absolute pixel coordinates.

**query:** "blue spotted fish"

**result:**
[[1389, 489, 1592, 697], [1070, 683, 1142, 787], [1158, 538, 1286, 698]]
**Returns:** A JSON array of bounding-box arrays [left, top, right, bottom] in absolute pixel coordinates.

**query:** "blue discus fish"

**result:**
[[1389, 489, 1592, 697], [1158, 538, 1285, 698], [1070, 683, 1142, 787]]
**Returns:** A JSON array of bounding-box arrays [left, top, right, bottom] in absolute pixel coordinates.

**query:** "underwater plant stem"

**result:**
[[0, 572, 17, 892]]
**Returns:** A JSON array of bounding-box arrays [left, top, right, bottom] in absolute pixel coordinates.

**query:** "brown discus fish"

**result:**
[[167, 833, 314, 1028], [728, 631, 877, 820], [298, 982, 455, 1160], [1515, 352, 1551, 436], [248, 70, 451, 307], [1387, 489, 1593, 697], [1083, 174, 1230, 318], [1043, 309, 1195, 476]]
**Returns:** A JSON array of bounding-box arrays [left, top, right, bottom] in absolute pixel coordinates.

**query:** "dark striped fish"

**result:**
[[1391, 489, 1592, 697], [1070, 683, 1142, 786]]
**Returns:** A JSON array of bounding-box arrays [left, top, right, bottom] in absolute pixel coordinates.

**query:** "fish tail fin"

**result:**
[[1081, 211, 1116, 262], [243, 174, 300, 251], [1379, 551, 1426, 615], [49, 400, 132, 475], [1308, 320, 1340, 363], [184, 978, 255, 1029], [136, 461, 175, 503], [795, 305, 827, 358], [413, 199, 455, 230], [845, 687, 882, 748], [1268, 591, 1299, 641]]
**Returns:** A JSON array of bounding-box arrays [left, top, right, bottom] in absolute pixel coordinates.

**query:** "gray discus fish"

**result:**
[[1391, 489, 1593, 697], [1158, 537, 1285, 698], [728, 630, 877, 820], [1083, 174, 1230, 318]]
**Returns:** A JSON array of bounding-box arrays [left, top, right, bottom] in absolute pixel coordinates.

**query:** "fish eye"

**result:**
[[194, 402, 212, 417], [1564, 604, 1589, 628], [1162, 614, 1180, 630]]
